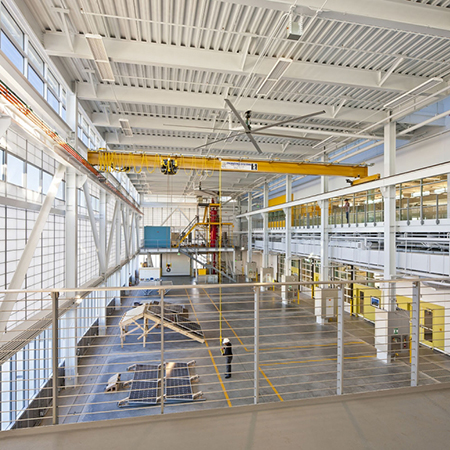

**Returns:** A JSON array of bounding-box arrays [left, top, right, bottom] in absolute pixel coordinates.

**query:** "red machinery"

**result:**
[[210, 199, 219, 272]]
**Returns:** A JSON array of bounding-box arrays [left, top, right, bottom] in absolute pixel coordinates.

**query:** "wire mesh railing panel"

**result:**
[[1, 277, 450, 431]]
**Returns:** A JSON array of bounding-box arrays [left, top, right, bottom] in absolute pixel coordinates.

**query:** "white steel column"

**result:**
[[263, 183, 269, 268], [122, 207, 130, 259], [98, 190, 108, 335], [316, 158, 329, 324], [0, 164, 66, 331], [130, 213, 137, 255], [383, 120, 397, 312], [115, 202, 122, 308], [376, 119, 397, 363], [135, 214, 141, 251], [247, 192, 253, 265], [83, 183, 106, 274], [284, 175, 292, 276], [320, 161, 329, 284], [63, 168, 78, 386], [99, 191, 107, 273], [106, 200, 119, 266]]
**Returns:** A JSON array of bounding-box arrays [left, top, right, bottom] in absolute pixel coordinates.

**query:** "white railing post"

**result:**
[[254, 285, 260, 404], [160, 289, 165, 414], [337, 286, 344, 395], [51, 291, 59, 425], [411, 281, 420, 387]]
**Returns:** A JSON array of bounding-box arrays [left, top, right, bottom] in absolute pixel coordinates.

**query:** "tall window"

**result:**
[[7, 154, 24, 187], [27, 45, 44, 95], [0, 5, 24, 72], [26, 163, 41, 193]]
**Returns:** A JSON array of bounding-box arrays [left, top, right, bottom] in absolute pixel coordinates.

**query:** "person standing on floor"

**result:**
[[221, 338, 233, 379], [344, 199, 350, 224]]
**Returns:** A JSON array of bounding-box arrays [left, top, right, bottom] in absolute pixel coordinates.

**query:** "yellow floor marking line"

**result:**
[[186, 289, 232, 407], [202, 288, 283, 401], [259, 367, 284, 402], [261, 341, 366, 351], [260, 354, 376, 367], [202, 288, 249, 351]]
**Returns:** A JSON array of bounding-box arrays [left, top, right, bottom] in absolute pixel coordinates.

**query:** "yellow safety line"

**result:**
[[259, 367, 284, 402], [202, 288, 248, 351], [262, 341, 365, 351], [186, 289, 232, 407], [260, 354, 376, 367], [202, 288, 283, 401]]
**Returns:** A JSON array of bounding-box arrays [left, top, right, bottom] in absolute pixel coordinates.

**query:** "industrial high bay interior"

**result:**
[[1, 0, 450, 449]]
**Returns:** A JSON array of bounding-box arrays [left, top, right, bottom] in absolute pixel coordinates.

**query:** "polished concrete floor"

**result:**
[[39, 276, 450, 425], [6, 383, 450, 450]]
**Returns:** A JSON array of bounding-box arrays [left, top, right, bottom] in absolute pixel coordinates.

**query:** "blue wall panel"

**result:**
[[144, 226, 171, 248]]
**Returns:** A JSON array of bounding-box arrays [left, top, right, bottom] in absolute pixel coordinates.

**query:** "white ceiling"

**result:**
[[18, 0, 450, 197]]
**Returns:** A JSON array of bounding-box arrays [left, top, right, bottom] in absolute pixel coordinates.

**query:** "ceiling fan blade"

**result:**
[[224, 98, 262, 154], [251, 110, 326, 133], [191, 130, 246, 152], [224, 98, 250, 131], [252, 131, 323, 142], [245, 131, 263, 154], [190, 108, 326, 153]]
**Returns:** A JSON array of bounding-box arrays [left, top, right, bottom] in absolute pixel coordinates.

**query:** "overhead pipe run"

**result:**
[[0, 81, 142, 216]]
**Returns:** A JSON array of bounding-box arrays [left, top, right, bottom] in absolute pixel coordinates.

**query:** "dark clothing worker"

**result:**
[[222, 338, 233, 378]]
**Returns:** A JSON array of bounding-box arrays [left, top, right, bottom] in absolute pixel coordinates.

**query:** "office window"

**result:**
[[1, 31, 23, 72], [27, 44, 43, 74], [46, 70, 59, 96], [27, 163, 41, 193], [1, 5, 23, 49], [7, 154, 24, 187], [27, 65, 44, 95], [46, 89, 59, 113]]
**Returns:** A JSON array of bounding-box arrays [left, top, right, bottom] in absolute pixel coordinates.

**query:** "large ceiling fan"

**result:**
[[191, 99, 325, 154]]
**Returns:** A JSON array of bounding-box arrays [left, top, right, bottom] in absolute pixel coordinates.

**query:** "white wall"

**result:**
[[161, 253, 191, 276]]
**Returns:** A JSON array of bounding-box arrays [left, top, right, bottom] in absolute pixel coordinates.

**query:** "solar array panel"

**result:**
[[119, 361, 201, 407], [125, 364, 160, 406], [164, 362, 194, 403]]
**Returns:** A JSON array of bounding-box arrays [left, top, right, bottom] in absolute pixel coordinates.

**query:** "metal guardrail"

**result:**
[[1, 276, 450, 431]]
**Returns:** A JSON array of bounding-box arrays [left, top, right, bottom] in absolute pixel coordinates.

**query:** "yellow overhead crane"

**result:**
[[88, 151, 369, 178]]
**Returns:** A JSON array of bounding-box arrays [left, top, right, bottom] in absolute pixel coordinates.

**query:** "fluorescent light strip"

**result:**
[[383, 77, 442, 109], [255, 58, 292, 97], [86, 34, 115, 82], [119, 118, 133, 137]]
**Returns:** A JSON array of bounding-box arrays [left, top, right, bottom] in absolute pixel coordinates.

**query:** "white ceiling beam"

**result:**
[[44, 33, 421, 92], [92, 114, 381, 140], [104, 133, 317, 155], [220, 0, 450, 38], [77, 83, 386, 123]]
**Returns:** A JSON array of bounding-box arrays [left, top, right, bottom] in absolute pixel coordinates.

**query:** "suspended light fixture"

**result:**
[[255, 58, 292, 97], [85, 34, 115, 82]]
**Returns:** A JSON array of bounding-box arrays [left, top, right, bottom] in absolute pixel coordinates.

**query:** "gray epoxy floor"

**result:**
[[40, 276, 450, 426]]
